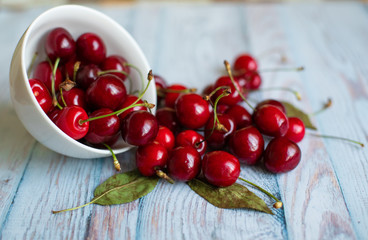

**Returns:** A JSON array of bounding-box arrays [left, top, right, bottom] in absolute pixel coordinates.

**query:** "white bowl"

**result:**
[[9, 5, 156, 158]]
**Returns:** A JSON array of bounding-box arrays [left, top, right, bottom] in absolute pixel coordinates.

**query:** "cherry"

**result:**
[[253, 104, 289, 137], [164, 84, 187, 108], [136, 142, 168, 176], [54, 106, 89, 140], [175, 130, 207, 155], [255, 99, 286, 114], [84, 108, 120, 145], [76, 33, 106, 64], [58, 88, 87, 109], [86, 74, 127, 110], [204, 114, 236, 149], [175, 93, 210, 129], [216, 104, 230, 114], [154, 126, 175, 151], [121, 110, 158, 146], [264, 137, 301, 173], [33, 61, 63, 94], [154, 74, 167, 104], [229, 126, 264, 165], [202, 151, 240, 187], [117, 95, 146, 121], [238, 71, 262, 90], [29, 79, 53, 113], [213, 76, 242, 106], [167, 146, 201, 181], [48, 107, 61, 122], [45, 27, 76, 63], [202, 84, 214, 96], [101, 55, 130, 81], [76, 64, 101, 90], [60, 55, 79, 80], [233, 53, 258, 75], [285, 117, 305, 143], [225, 104, 252, 129], [155, 107, 180, 133]]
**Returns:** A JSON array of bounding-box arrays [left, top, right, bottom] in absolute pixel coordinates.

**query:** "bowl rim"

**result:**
[[20, 4, 154, 156]]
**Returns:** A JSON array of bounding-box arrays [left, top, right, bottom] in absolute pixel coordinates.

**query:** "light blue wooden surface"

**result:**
[[0, 3, 368, 239]]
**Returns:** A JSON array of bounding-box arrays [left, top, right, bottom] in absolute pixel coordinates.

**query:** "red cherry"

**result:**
[[45, 27, 75, 62], [61, 55, 79, 80], [101, 55, 130, 81], [204, 114, 236, 149], [54, 106, 89, 140], [202, 84, 214, 96], [167, 146, 201, 181], [229, 126, 264, 165], [84, 108, 120, 145], [202, 151, 240, 187], [175, 93, 210, 129], [285, 117, 305, 143], [29, 79, 53, 113], [76, 64, 101, 90], [33, 61, 62, 94], [253, 105, 289, 137], [58, 88, 86, 109], [239, 71, 262, 90], [164, 84, 187, 108], [76, 33, 106, 64], [225, 104, 252, 129], [117, 95, 147, 121], [86, 74, 127, 110], [175, 130, 207, 155], [48, 107, 61, 122], [154, 126, 175, 151], [136, 142, 168, 176], [255, 99, 286, 114], [233, 54, 258, 75], [155, 107, 180, 133], [154, 75, 167, 104], [121, 110, 158, 146], [264, 137, 301, 173], [213, 76, 242, 106]]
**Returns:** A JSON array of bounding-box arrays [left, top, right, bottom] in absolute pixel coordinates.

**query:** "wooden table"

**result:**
[[1, 2, 368, 239]]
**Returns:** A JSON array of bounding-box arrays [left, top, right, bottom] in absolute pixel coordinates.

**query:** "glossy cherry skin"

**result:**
[[48, 107, 61, 122], [239, 71, 262, 90], [213, 76, 242, 106], [167, 146, 201, 181], [84, 108, 120, 144], [155, 107, 180, 133], [86, 74, 127, 110], [45, 27, 76, 63], [29, 79, 53, 113], [175, 130, 207, 156], [255, 99, 286, 114], [175, 93, 210, 129], [57, 88, 87, 109], [101, 55, 130, 81], [204, 114, 236, 149], [264, 137, 301, 173], [285, 117, 305, 143], [117, 95, 146, 121], [121, 110, 159, 146], [33, 61, 63, 94], [225, 104, 252, 129], [54, 106, 89, 140], [61, 54, 79, 80], [154, 126, 175, 151], [202, 151, 240, 187], [76, 64, 100, 90], [253, 105, 289, 137], [233, 54, 258, 75], [164, 84, 187, 108], [229, 126, 264, 165], [154, 75, 167, 104], [76, 33, 106, 64], [136, 142, 168, 176]]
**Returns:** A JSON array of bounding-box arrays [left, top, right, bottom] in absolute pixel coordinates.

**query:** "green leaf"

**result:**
[[187, 178, 273, 214], [93, 170, 159, 205], [282, 101, 317, 130]]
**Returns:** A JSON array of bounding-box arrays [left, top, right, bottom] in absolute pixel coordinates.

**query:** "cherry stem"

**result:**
[[161, 88, 197, 94], [224, 60, 255, 111], [103, 143, 121, 171], [98, 69, 129, 77], [124, 63, 145, 94], [257, 66, 304, 73], [155, 169, 175, 184], [59, 87, 67, 107], [238, 177, 283, 209], [249, 87, 302, 101], [309, 98, 332, 116], [50, 57, 63, 110], [203, 86, 230, 105], [73, 61, 81, 82], [308, 133, 364, 147], [27, 52, 38, 78]]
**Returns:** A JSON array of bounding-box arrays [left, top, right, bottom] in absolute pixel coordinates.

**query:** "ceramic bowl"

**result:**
[[9, 5, 156, 158]]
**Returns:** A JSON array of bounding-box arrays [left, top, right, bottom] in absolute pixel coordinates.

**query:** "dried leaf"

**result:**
[[282, 101, 317, 130], [187, 178, 273, 214]]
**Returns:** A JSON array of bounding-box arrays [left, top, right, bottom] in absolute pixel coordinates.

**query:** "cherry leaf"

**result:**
[[187, 178, 273, 214], [281, 101, 317, 130], [93, 170, 159, 205]]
